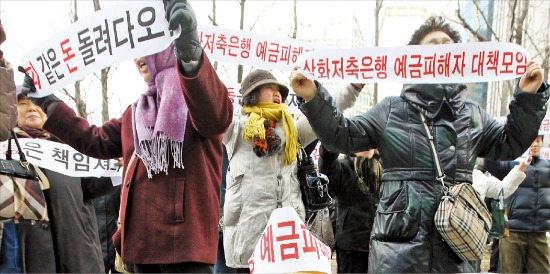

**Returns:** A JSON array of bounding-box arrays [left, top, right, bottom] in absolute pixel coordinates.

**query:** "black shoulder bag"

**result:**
[[296, 145, 332, 211]]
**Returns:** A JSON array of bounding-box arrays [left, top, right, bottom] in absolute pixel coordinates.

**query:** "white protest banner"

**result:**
[[297, 42, 529, 83], [1, 139, 122, 178], [199, 25, 326, 71], [248, 207, 332, 274], [20, 0, 327, 97], [20, 1, 178, 97]]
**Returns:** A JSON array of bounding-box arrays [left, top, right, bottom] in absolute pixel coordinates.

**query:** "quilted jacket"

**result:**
[[299, 81, 549, 273]]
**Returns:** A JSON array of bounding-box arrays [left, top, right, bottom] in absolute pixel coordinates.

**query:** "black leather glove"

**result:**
[[163, 0, 202, 63], [19, 66, 36, 95], [18, 66, 60, 114]]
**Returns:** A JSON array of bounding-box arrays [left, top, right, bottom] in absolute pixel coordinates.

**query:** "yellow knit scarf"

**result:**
[[242, 102, 301, 165]]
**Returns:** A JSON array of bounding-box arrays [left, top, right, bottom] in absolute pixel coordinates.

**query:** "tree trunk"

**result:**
[[237, 0, 246, 83], [209, 0, 218, 70], [71, 0, 86, 119], [92, 0, 111, 123], [292, 0, 298, 39], [101, 68, 110, 123], [513, 0, 529, 45], [74, 81, 87, 119], [373, 0, 383, 104], [502, 0, 529, 116]]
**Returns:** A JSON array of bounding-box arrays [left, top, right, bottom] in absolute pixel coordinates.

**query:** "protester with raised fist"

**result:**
[[290, 16, 549, 273], [19, 0, 233, 272]]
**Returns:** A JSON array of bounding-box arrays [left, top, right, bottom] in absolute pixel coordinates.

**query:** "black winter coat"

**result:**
[[91, 182, 121, 272], [507, 156, 550, 232], [318, 146, 379, 252], [300, 82, 549, 273]]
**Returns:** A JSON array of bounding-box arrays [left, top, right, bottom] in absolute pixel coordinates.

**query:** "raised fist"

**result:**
[[18, 66, 59, 114], [163, 0, 202, 63]]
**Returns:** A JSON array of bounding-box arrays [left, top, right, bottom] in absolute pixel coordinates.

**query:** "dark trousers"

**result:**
[[488, 238, 499, 273], [134, 262, 213, 273], [214, 233, 235, 274], [336, 249, 369, 273]]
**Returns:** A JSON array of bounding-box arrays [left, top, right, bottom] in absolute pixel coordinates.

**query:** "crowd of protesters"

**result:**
[[0, 1, 549, 273]]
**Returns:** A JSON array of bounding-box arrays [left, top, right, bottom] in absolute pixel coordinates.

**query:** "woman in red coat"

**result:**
[[19, 1, 233, 272]]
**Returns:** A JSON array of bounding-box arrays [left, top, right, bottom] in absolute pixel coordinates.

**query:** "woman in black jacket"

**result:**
[[318, 145, 382, 273], [291, 16, 549, 273]]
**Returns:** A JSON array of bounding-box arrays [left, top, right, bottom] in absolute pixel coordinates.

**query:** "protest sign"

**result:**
[[20, 1, 178, 97], [297, 42, 529, 83], [20, 0, 531, 102], [199, 25, 324, 71], [248, 207, 332, 274], [19, 1, 323, 97], [1, 138, 122, 179]]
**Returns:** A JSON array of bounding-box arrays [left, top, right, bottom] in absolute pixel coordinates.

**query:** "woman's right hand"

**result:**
[[290, 66, 317, 102], [18, 66, 60, 114]]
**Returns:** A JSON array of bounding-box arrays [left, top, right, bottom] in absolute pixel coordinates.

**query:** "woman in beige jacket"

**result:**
[[222, 69, 362, 270]]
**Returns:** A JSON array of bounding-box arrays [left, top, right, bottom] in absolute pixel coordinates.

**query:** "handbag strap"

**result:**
[[297, 137, 310, 164], [419, 113, 447, 193], [31, 164, 50, 190], [7, 129, 28, 165], [7, 130, 47, 188], [124, 152, 138, 183]]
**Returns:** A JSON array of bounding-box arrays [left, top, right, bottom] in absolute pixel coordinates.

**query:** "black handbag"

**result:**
[[0, 129, 49, 222], [297, 147, 332, 211]]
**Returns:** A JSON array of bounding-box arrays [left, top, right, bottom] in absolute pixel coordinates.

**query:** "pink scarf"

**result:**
[[132, 44, 188, 178]]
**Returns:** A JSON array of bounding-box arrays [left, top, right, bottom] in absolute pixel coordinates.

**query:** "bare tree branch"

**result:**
[[472, 0, 500, 41], [513, 0, 529, 44], [373, 0, 383, 104], [208, 0, 219, 70], [237, 0, 246, 83], [291, 0, 297, 39], [92, 72, 101, 82], [508, 0, 518, 43], [455, 4, 488, 42], [248, 1, 276, 32], [61, 88, 76, 101], [524, 30, 546, 60], [208, 0, 218, 26]]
